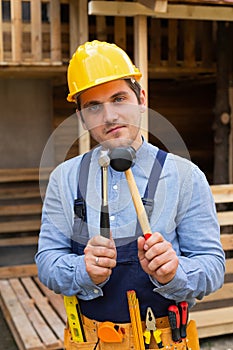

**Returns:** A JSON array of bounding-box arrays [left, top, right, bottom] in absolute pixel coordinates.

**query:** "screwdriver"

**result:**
[[179, 301, 189, 339], [168, 305, 181, 343]]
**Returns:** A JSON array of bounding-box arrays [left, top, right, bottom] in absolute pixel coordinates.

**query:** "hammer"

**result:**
[[98, 150, 111, 238], [109, 147, 152, 240]]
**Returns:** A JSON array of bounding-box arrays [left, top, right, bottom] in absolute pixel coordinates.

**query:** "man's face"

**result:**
[[77, 80, 146, 150]]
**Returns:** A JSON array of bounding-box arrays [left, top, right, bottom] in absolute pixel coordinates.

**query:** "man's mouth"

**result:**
[[106, 125, 125, 135]]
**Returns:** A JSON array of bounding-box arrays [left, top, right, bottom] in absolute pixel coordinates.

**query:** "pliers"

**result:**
[[143, 307, 163, 349]]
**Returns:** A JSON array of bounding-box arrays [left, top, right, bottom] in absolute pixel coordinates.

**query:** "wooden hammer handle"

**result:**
[[125, 168, 152, 236]]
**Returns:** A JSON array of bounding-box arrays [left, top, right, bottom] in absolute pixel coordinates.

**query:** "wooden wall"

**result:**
[[149, 79, 215, 182], [0, 79, 53, 169], [53, 79, 216, 183]]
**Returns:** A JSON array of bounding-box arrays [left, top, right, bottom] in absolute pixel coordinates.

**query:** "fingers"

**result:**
[[84, 234, 117, 285], [138, 232, 179, 285]]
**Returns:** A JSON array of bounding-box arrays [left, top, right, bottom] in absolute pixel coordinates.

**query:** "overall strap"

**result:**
[[74, 150, 93, 222], [74, 148, 167, 224], [145, 149, 167, 200], [141, 149, 168, 222]]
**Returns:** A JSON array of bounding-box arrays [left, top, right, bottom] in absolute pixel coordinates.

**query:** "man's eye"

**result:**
[[114, 96, 125, 103], [86, 104, 100, 113]]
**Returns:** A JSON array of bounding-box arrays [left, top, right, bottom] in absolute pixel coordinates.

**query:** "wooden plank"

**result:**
[[218, 211, 233, 226], [184, 20, 196, 68], [134, 15, 148, 141], [168, 19, 178, 67], [0, 264, 38, 279], [0, 236, 38, 247], [0, 186, 45, 200], [0, 203, 42, 216], [31, 0, 42, 61], [190, 306, 233, 338], [88, 1, 233, 21], [226, 258, 233, 274], [149, 19, 161, 66], [154, 0, 168, 12], [0, 168, 51, 182], [50, 0, 61, 62], [69, 0, 90, 154], [114, 0, 126, 50], [220, 233, 233, 250], [10, 0, 22, 62], [35, 277, 67, 323], [95, 16, 107, 41], [201, 21, 213, 68], [196, 282, 233, 303], [21, 277, 65, 340], [211, 184, 233, 203], [10, 278, 61, 348], [0, 279, 43, 350], [0, 219, 41, 233]]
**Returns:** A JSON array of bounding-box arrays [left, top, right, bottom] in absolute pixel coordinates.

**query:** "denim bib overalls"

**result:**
[[71, 150, 175, 323]]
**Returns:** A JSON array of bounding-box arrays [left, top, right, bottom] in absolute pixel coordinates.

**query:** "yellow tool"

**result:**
[[64, 295, 86, 343], [144, 307, 163, 349], [127, 290, 144, 350]]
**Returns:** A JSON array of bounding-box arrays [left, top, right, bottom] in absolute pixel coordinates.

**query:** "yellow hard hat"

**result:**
[[67, 40, 142, 102]]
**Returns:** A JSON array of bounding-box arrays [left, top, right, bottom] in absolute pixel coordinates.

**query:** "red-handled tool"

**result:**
[[168, 305, 181, 343], [179, 301, 189, 339]]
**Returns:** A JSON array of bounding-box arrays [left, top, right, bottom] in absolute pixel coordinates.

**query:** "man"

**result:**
[[35, 40, 225, 349]]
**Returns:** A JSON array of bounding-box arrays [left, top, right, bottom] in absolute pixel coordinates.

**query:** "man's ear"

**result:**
[[76, 109, 87, 130], [139, 89, 147, 112]]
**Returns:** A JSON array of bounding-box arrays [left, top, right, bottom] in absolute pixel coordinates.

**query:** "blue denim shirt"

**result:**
[[35, 141, 225, 308]]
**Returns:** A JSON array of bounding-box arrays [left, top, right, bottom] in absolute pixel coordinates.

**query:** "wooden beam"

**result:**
[[114, 0, 126, 50], [10, 0, 22, 62], [69, 0, 90, 154], [88, 1, 233, 21], [69, 0, 88, 56], [31, 0, 42, 61], [184, 20, 196, 68], [138, 0, 168, 12], [0, 265, 38, 279], [134, 15, 148, 141], [50, 0, 61, 62]]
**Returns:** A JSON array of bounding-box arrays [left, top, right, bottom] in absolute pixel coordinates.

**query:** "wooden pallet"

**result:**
[[0, 265, 66, 350], [190, 184, 233, 338], [0, 168, 50, 248]]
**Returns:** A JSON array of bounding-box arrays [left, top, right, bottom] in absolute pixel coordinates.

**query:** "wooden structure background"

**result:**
[[0, 0, 232, 181], [0, 0, 233, 348]]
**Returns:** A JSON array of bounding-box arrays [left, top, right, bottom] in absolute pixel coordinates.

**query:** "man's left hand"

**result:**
[[138, 232, 179, 285]]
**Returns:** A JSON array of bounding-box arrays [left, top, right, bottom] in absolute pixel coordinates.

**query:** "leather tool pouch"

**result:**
[[64, 316, 200, 350]]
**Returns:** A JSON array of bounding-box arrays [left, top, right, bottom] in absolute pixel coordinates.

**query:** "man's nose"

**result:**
[[102, 103, 118, 123]]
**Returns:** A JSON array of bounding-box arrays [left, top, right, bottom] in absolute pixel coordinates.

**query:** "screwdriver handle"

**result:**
[[179, 301, 189, 338], [168, 305, 181, 343]]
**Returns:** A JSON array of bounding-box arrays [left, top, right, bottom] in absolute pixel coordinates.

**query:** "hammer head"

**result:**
[[109, 147, 136, 172], [98, 150, 110, 168]]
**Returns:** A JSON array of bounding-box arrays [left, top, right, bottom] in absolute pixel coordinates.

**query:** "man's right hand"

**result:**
[[84, 234, 117, 285]]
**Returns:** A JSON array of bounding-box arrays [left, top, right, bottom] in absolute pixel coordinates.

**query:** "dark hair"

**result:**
[[75, 78, 142, 112]]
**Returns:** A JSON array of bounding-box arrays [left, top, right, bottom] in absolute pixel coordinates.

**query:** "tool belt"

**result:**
[[64, 315, 200, 350]]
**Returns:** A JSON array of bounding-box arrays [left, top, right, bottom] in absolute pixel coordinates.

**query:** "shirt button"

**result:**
[[113, 185, 118, 190], [110, 215, 115, 221], [93, 289, 99, 294]]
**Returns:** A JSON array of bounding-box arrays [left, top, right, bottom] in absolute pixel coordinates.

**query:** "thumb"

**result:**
[[137, 236, 146, 258]]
